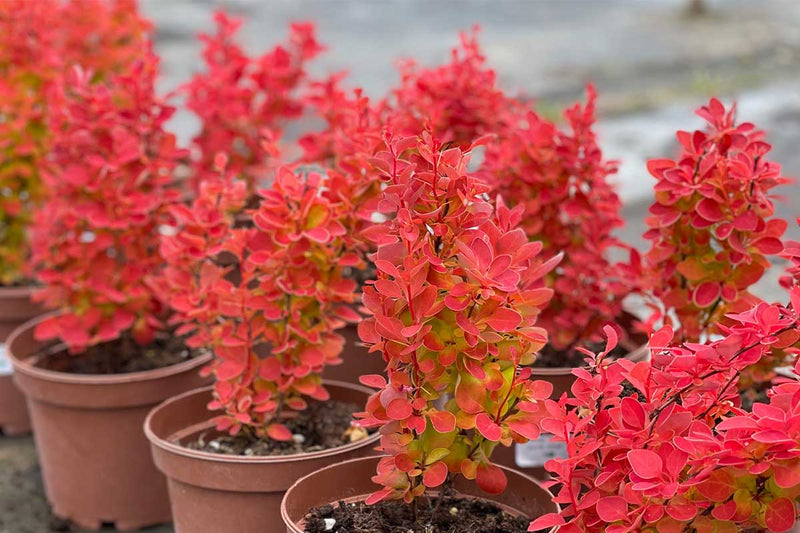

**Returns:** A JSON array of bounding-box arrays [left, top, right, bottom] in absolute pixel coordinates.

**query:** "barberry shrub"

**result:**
[[0, 0, 149, 285], [159, 164, 359, 439], [185, 11, 323, 194], [643, 98, 788, 343], [529, 293, 800, 532], [356, 132, 559, 503], [31, 49, 182, 352], [481, 86, 634, 351]]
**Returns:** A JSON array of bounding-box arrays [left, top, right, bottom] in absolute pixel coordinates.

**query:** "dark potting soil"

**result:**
[[740, 383, 770, 412], [0, 278, 37, 288], [33, 334, 201, 375], [304, 496, 529, 533], [184, 401, 369, 456]]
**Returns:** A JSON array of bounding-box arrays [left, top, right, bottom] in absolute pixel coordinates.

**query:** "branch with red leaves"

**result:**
[[31, 50, 182, 352], [529, 291, 800, 533], [643, 98, 788, 343], [356, 131, 559, 504]]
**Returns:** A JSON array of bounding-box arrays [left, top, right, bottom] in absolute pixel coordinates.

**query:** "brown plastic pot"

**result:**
[[321, 324, 387, 384], [0, 285, 42, 435], [7, 314, 212, 531], [493, 316, 649, 480], [281, 455, 558, 532], [145, 380, 381, 533]]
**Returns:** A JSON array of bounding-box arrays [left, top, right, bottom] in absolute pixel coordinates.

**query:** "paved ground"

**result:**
[[3, 1, 800, 531]]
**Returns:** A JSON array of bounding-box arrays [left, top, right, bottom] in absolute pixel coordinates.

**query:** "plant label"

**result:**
[[0, 343, 11, 376], [515, 433, 568, 468]]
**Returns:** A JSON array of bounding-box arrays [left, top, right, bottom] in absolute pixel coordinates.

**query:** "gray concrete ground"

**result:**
[[3, 0, 800, 531]]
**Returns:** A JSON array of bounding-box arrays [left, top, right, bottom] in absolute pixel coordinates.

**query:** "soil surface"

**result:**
[[304, 496, 529, 533], [185, 401, 368, 456], [33, 334, 201, 375], [0, 279, 37, 288], [740, 383, 770, 412]]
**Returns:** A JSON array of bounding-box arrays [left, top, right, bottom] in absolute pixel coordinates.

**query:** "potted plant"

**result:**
[[280, 132, 560, 532], [145, 163, 381, 531], [0, 0, 151, 436], [528, 294, 800, 532], [6, 45, 211, 529], [641, 98, 790, 409]]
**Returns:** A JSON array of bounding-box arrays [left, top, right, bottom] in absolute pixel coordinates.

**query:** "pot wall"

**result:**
[[145, 381, 380, 533], [0, 286, 42, 435], [8, 314, 212, 531], [281, 455, 558, 532]]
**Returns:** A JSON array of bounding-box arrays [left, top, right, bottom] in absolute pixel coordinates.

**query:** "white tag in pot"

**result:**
[[515, 433, 568, 468], [0, 343, 12, 376]]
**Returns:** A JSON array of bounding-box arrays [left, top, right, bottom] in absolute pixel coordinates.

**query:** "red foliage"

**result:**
[[356, 132, 559, 504], [481, 86, 634, 350], [159, 164, 358, 438], [31, 51, 182, 352], [185, 11, 323, 193], [388, 29, 518, 148], [299, 76, 388, 272], [58, 0, 152, 81], [529, 296, 800, 533], [781, 217, 800, 290], [0, 0, 150, 284], [643, 98, 788, 342]]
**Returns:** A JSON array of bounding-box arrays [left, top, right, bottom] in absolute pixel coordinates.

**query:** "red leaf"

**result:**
[[359, 374, 387, 389], [422, 461, 448, 488], [34, 317, 60, 341], [486, 307, 522, 332], [507, 419, 541, 441], [476, 463, 507, 494], [765, 497, 796, 532], [665, 501, 697, 521], [386, 398, 413, 421], [365, 487, 393, 505], [215, 361, 244, 380], [596, 496, 628, 522], [696, 198, 724, 221], [773, 462, 800, 489], [693, 281, 720, 308], [475, 413, 502, 441], [429, 410, 456, 433], [528, 513, 566, 531], [628, 449, 662, 479], [696, 470, 735, 502], [753, 237, 784, 255], [358, 319, 381, 344], [266, 423, 292, 441]]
